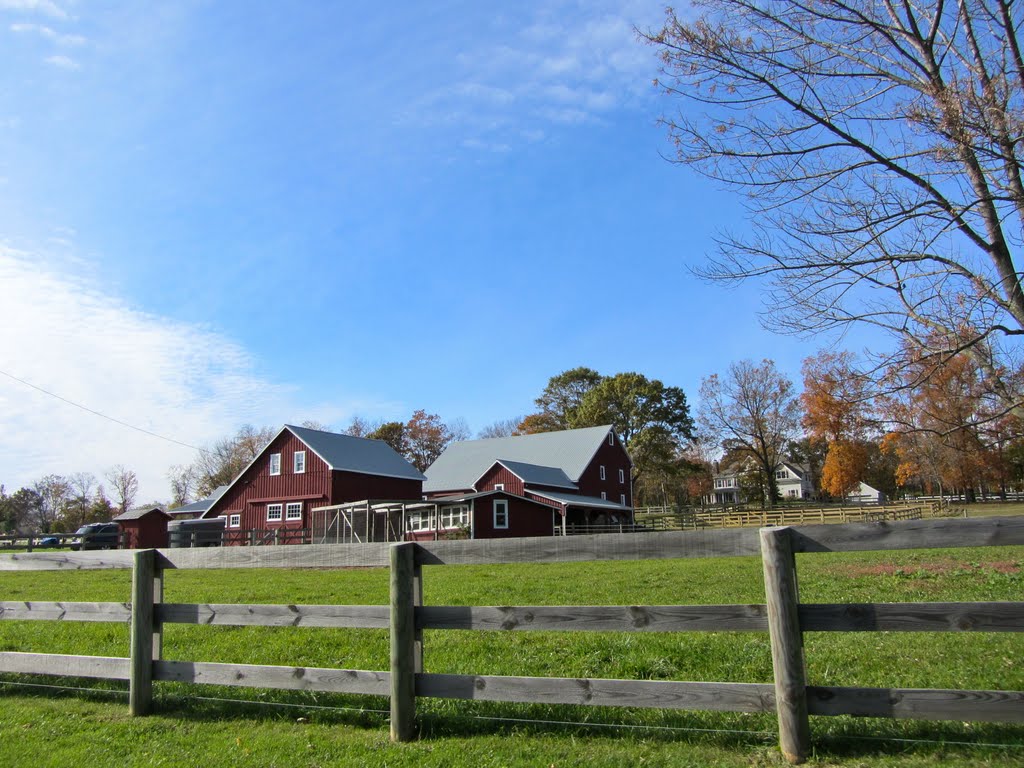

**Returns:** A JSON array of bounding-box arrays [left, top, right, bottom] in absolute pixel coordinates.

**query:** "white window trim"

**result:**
[[228, 514, 241, 528], [269, 453, 281, 476], [267, 503, 283, 522], [620, 494, 626, 506], [600, 465, 606, 480], [601, 491, 607, 500], [608, 433, 614, 445], [493, 499, 509, 529], [618, 468, 625, 484], [286, 502, 303, 521], [494, 483, 505, 491], [407, 512, 432, 532], [294, 451, 306, 474], [440, 505, 469, 529]]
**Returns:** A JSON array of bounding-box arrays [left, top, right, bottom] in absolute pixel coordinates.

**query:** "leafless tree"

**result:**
[[167, 464, 197, 507], [341, 416, 382, 438], [477, 417, 524, 439], [192, 424, 276, 497], [646, 0, 1024, 417], [32, 474, 70, 532], [699, 359, 802, 506], [105, 465, 139, 515]]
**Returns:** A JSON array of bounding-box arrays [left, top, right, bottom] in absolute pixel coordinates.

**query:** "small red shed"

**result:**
[[114, 506, 171, 549]]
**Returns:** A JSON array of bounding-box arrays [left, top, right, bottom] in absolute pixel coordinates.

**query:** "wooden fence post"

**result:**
[[390, 542, 417, 741], [129, 549, 156, 716], [760, 526, 810, 764], [152, 556, 164, 661]]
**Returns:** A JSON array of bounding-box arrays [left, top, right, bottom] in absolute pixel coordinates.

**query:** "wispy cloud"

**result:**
[[44, 53, 78, 69], [11, 21, 85, 45], [0, 0, 68, 20], [404, 1, 663, 151], [0, 246, 359, 502]]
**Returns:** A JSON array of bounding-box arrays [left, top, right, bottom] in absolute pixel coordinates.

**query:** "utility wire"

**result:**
[[0, 368, 206, 453]]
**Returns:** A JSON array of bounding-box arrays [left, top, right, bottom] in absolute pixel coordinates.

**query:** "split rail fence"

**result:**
[[1, 516, 1023, 764]]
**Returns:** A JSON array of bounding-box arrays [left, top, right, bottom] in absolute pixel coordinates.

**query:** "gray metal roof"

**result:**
[[491, 460, 576, 489], [286, 424, 426, 481], [169, 485, 229, 516], [423, 425, 614, 493], [527, 490, 632, 511], [114, 505, 170, 521]]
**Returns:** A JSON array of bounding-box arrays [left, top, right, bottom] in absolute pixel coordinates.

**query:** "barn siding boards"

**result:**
[[575, 436, 633, 508], [331, 471, 423, 507], [476, 464, 526, 495]]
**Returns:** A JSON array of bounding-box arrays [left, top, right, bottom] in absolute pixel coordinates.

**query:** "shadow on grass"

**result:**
[[3, 675, 1023, 761]]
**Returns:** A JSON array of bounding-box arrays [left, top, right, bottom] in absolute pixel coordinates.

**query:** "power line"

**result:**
[[0, 368, 205, 453]]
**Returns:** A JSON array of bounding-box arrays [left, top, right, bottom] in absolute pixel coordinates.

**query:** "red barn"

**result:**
[[114, 506, 171, 549], [421, 425, 633, 539], [203, 424, 425, 542]]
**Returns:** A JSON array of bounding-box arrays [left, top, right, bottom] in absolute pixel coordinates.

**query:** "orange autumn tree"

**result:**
[[801, 351, 873, 498]]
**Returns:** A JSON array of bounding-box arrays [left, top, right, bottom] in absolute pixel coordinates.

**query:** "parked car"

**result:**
[[69, 523, 121, 551], [36, 536, 61, 548]]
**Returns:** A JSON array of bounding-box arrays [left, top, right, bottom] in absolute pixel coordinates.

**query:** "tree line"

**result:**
[[0, 466, 139, 535]]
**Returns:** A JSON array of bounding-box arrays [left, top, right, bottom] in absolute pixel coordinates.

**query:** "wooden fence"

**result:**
[[1, 516, 1023, 764]]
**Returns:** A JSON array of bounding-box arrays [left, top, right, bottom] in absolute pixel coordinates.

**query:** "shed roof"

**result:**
[[286, 424, 426, 481], [527, 489, 632, 511], [424, 425, 617, 493], [114, 506, 170, 522]]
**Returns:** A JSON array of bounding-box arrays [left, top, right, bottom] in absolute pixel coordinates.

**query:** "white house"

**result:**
[[706, 459, 815, 504]]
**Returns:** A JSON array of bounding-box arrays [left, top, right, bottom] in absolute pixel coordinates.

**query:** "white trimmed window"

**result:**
[[601, 491, 607, 500], [228, 514, 241, 528], [406, 512, 432, 532], [493, 499, 509, 529], [269, 453, 281, 476], [608, 433, 614, 445], [441, 505, 469, 529], [620, 494, 626, 506], [286, 502, 303, 521], [267, 503, 283, 522], [618, 469, 625, 484], [600, 465, 606, 480], [494, 483, 504, 491], [294, 451, 306, 474]]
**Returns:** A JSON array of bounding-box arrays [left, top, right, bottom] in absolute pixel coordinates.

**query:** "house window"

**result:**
[[294, 451, 306, 474], [267, 503, 283, 522], [601, 491, 607, 500], [286, 502, 303, 521], [441, 505, 469, 529], [618, 468, 625, 484], [494, 483, 504, 491], [600, 465, 606, 480], [620, 493, 626, 506], [776, 470, 788, 479], [407, 512, 432, 532], [493, 499, 509, 529], [269, 453, 281, 476], [228, 514, 241, 528]]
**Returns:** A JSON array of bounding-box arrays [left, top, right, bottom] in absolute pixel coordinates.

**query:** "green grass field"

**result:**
[[1, 545, 1023, 767]]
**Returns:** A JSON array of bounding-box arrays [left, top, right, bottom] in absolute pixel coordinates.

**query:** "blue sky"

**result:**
[[0, 0, 867, 502]]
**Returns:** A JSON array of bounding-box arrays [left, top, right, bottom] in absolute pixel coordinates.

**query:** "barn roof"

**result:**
[[285, 424, 426, 481], [528, 489, 632, 510], [487, 460, 576, 490], [169, 485, 229, 517], [423, 425, 616, 493]]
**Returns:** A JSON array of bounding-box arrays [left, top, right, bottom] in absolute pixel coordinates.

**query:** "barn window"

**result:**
[[228, 514, 241, 528], [600, 465, 606, 480], [608, 433, 614, 445], [286, 502, 303, 520], [620, 494, 626, 506], [406, 512, 431, 532], [493, 499, 509, 529], [294, 451, 306, 474], [267, 503, 283, 522], [269, 453, 281, 476], [601, 491, 607, 500], [619, 469, 625, 484], [494, 483, 504, 491]]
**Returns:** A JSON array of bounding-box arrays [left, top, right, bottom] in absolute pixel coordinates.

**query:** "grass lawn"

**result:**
[[1, 545, 1023, 767]]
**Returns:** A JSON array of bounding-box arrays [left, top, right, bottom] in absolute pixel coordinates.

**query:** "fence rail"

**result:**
[[1, 516, 1023, 764]]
